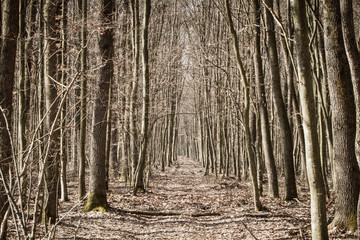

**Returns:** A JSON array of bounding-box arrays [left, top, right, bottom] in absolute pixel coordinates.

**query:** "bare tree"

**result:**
[[133, 0, 151, 193], [291, 0, 328, 238], [252, 0, 279, 199], [84, 0, 114, 212], [263, 0, 297, 200], [0, 0, 19, 238], [42, 0, 61, 224], [224, 0, 262, 211], [324, 0, 360, 231]]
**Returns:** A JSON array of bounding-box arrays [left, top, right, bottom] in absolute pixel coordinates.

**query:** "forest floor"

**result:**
[[50, 157, 358, 239]]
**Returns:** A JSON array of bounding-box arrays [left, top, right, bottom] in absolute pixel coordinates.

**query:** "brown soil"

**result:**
[[49, 157, 358, 239]]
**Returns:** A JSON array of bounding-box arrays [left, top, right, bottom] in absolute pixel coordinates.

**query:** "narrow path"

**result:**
[[56, 157, 315, 239]]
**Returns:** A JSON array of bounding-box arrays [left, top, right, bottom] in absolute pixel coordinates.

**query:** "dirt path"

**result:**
[[54, 156, 358, 239]]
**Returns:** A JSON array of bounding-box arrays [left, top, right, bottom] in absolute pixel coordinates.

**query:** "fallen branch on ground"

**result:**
[[240, 221, 259, 240], [118, 209, 221, 217]]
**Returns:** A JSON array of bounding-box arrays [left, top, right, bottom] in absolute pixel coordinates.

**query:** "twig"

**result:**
[[240, 221, 259, 240], [294, 198, 308, 207], [0, 208, 10, 239], [44, 194, 88, 240], [73, 219, 81, 240], [299, 228, 305, 240]]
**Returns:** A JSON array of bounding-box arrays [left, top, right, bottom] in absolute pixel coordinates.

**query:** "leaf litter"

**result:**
[[22, 157, 360, 239]]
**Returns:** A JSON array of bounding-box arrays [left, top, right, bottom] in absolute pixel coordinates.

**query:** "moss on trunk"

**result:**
[[329, 212, 358, 231], [84, 192, 108, 212]]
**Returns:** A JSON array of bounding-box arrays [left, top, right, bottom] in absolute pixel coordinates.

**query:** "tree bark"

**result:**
[[78, 0, 87, 200], [18, 0, 27, 177], [133, 0, 151, 193], [129, 0, 140, 185], [42, 0, 61, 225], [59, 0, 68, 202], [0, 0, 19, 237], [291, 0, 329, 238], [84, 0, 114, 212], [225, 0, 262, 211], [323, 0, 360, 231], [264, 0, 297, 200], [252, 0, 279, 199], [340, 0, 360, 162]]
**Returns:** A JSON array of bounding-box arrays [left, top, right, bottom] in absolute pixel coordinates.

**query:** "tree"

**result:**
[[340, 0, 360, 161], [78, 0, 88, 200], [224, 0, 262, 211], [59, 0, 69, 202], [129, 0, 140, 185], [290, 0, 328, 238], [263, 0, 297, 200], [0, 0, 19, 238], [323, 0, 360, 231], [252, 0, 279, 199], [133, 0, 151, 193], [42, 0, 61, 224], [84, 0, 114, 212]]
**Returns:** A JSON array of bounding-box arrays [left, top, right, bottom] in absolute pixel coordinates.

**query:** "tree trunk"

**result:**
[[0, 0, 19, 238], [59, 0, 68, 202], [291, 0, 329, 238], [340, 0, 360, 162], [129, 0, 140, 185], [323, 0, 360, 231], [42, 0, 61, 225], [84, 0, 114, 212], [78, 0, 87, 200], [252, 0, 279, 198], [133, 0, 151, 193], [225, 0, 262, 211], [264, 0, 297, 200], [18, 0, 27, 178]]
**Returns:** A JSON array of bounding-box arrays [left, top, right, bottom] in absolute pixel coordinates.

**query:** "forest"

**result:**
[[0, 0, 360, 239]]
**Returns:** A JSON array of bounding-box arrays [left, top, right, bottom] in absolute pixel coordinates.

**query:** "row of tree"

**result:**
[[0, 0, 172, 238], [0, 0, 359, 239], [179, 0, 360, 239]]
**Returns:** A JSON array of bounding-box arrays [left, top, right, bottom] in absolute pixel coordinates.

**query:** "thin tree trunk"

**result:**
[[59, 0, 68, 202], [264, 0, 297, 200], [291, 0, 329, 238], [78, 0, 87, 200], [133, 0, 151, 193], [18, 0, 27, 180], [130, 0, 140, 185], [225, 0, 262, 211], [252, 0, 279, 198], [42, 0, 61, 224]]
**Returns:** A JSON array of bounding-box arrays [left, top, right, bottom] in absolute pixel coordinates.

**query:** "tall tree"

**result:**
[[129, 0, 140, 185], [133, 0, 151, 193], [291, 0, 328, 238], [0, 0, 19, 238], [42, 0, 61, 224], [18, 0, 27, 177], [263, 0, 297, 200], [323, 0, 360, 231], [78, 0, 88, 200], [59, 0, 69, 202], [340, 0, 360, 161], [252, 0, 279, 198], [224, 0, 262, 211], [84, 0, 114, 212]]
